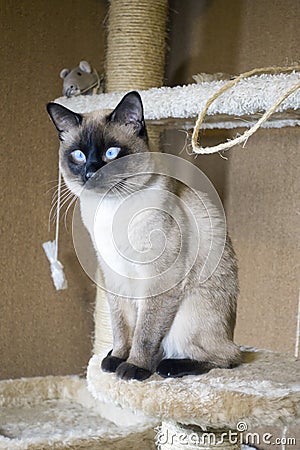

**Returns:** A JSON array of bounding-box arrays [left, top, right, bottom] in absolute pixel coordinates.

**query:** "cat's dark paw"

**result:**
[[116, 362, 152, 381], [101, 350, 126, 373], [156, 358, 216, 378]]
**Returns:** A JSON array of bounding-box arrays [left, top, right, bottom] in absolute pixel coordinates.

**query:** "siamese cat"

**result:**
[[47, 91, 241, 381]]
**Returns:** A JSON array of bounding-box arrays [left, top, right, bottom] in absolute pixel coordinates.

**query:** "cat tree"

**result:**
[[1, 1, 299, 449]]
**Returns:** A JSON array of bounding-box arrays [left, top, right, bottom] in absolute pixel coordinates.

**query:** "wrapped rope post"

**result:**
[[105, 0, 168, 92], [105, 0, 168, 150], [94, 0, 168, 354]]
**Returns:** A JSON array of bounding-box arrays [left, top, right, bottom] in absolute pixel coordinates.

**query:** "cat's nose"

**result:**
[[85, 171, 95, 181], [84, 163, 101, 182]]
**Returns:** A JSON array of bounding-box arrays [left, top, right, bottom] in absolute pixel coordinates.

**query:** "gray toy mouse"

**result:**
[[60, 61, 102, 97]]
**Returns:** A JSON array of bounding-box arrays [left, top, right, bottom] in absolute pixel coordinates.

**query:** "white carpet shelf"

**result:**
[[0, 375, 157, 450], [0, 375, 262, 450], [54, 72, 300, 130], [87, 348, 300, 431]]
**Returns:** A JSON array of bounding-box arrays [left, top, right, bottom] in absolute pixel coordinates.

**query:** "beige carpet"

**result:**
[[0, 375, 157, 450], [54, 72, 300, 129], [1, 349, 299, 449], [87, 348, 300, 430]]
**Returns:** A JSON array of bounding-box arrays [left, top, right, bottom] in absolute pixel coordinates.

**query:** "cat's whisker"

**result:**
[[48, 192, 69, 228], [118, 187, 130, 199], [118, 180, 140, 190], [115, 183, 133, 200], [115, 179, 136, 193], [121, 183, 143, 194], [119, 178, 146, 195], [48, 181, 82, 232], [48, 189, 70, 209], [117, 183, 137, 197], [113, 186, 124, 201], [49, 189, 73, 220], [41, 179, 61, 186], [55, 191, 77, 215], [123, 179, 145, 189], [47, 180, 67, 191], [118, 187, 132, 197], [45, 185, 60, 195], [48, 198, 68, 231], [63, 194, 79, 230], [50, 186, 70, 204], [45, 180, 67, 195], [49, 191, 75, 228]]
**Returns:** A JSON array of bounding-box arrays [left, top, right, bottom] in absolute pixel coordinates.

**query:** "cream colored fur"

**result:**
[[50, 98, 240, 373]]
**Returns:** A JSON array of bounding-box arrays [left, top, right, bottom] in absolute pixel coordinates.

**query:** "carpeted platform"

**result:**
[[53, 72, 300, 129], [87, 348, 300, 430], [0, 375, 157, 450], [1, 352, 298, 449]]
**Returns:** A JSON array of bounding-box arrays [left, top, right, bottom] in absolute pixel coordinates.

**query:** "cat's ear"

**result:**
[[109, 91, 147, 139], [47, 103, 82, 134]]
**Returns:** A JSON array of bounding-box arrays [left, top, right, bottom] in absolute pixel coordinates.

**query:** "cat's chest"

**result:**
[[80, 192, 151, 277], [80, 193, 121, 247]]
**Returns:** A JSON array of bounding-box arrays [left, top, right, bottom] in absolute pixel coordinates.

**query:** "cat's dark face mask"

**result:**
[[46, 91, 150, 195]]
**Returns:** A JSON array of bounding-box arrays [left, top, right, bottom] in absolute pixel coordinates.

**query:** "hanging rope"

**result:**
[[192, 65, 300, 154], [42, 168, 67, 291], [295, 290, 300, 360]]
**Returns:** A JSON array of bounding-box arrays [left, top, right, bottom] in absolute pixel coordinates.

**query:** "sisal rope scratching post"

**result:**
[[94, 0, 168, 354], [105, 0, 168, 150], [105, 0, 167, 92]]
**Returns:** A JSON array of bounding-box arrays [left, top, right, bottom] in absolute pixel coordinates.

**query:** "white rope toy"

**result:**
[[42, 168, 67, 290]]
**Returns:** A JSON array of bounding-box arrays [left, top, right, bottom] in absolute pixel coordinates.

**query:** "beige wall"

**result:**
[[0, 0, 107, 379], [0, 0, 299, 380], [167, 0, 300, 355]]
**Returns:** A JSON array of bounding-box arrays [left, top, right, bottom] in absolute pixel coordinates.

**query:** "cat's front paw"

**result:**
[[116, 362, 152, 381], [101, 350, 126, 373]]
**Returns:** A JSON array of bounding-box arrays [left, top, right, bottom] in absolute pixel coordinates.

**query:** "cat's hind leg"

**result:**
[[156, 341, 240, 378], [158, 289, 241, 378]]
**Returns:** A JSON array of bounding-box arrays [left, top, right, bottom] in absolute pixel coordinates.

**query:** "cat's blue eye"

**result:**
[[70, 150, 86, 165], [105, 147, 121, 160]]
